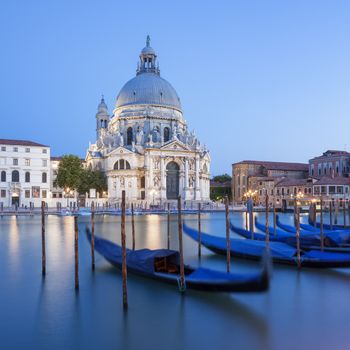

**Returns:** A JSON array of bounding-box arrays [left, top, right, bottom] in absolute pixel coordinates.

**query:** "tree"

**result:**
[[55, 155, 83, 191], [212, 173, 232, 183], [77, 168, 107, 195]]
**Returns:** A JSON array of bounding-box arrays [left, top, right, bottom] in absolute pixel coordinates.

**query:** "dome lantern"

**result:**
[[137, 35, 160, 76]]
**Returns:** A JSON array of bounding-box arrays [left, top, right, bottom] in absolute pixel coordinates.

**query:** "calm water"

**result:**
[[0, 211, 350, 350]]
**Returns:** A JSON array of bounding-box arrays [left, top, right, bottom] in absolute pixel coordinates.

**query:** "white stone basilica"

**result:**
[[86, 37, 210, 205]]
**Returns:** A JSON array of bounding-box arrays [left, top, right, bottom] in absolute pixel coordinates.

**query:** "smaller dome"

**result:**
[[141, 45, 156, 55], [96, 96, 109, 116]]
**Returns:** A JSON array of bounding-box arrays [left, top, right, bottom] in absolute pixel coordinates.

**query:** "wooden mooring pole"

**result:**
[[74, 215, 79, 290], [91, 201, 95, 270], [41, 201, 46, 276], [225, 196, 230, 273], [245, 210, 248, 231], [296, 206, 301, 269], [198, 202, 201, 258], [121, 191, 128, 309], [131, 203, 135, 251], [273, 202, 276, 238], [344, 198, 347, 228], [177, 196, 185, 292], [265, 195, 270, 247], [329, 200, 333, 230], [320, 198, 324, 252], [167, 203, 170, 250], [335, 199, 339, 225]]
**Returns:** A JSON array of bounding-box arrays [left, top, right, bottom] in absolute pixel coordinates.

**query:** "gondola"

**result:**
[[254, 216, 336, 248], [85, 228, 269, 293], [275, 215, 350, 246], [183, 223, 350, 268], [231, 221, 350, 252], [308, 215, 350, 231]]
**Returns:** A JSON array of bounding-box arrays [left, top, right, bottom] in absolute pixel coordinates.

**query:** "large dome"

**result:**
[[115, 73, 182, 112]]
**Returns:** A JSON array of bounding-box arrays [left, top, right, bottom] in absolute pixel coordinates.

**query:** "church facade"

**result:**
[[85, 37, 210, 205]]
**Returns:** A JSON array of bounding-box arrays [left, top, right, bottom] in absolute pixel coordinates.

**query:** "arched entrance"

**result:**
[[166, 162, 179, 199]]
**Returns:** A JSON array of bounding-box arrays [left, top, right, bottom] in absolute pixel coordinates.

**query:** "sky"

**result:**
[[0, 0, 350, 176]]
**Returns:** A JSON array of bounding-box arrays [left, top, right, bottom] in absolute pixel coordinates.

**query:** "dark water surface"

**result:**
[[0, 212, 350, 350]]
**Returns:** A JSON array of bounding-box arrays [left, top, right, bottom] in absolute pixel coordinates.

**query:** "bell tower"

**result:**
[[96, 95, 109, 139]]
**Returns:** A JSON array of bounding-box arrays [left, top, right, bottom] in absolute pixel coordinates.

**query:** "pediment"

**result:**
[[160, 140, 190, 151], [107, 146, 134, 157]]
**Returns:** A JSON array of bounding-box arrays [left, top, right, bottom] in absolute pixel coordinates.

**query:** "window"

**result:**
[[25, 148, 30, 153], [42, 172, 47, 183], [1, 171, 6, 182], [13, 147, 18, 152], [42, 149, 47, 154], [127, 127, 133, 145], [12, 170, 19, 182], [141, 176, 145, 188], [42, 159, 47, 167], [321, 186, 327, 194], [25, 159, 30, 166], [113, 159, 131, 170], [25, 172, 30, 183], [13, 158, 18, 166], [329, 186, 335, 194], [163, 127, 170, 142], [42, 190, 47, 198], [25, 190, 30, 198], [0, 189, 6, 198], [1, 146, 6, 151]]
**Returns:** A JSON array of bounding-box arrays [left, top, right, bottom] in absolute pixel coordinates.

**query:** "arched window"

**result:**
[[163, 127, 170, 142], [25, 172, 30, 183], [113, 159, 131, 170], [127, 127, 133, 145], [42, 172, 47, 183], [12, 170, 19, 182], [1, 171, 6, 182]]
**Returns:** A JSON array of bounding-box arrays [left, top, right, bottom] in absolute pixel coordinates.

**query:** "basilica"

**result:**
[[85, 37, 210, 205]]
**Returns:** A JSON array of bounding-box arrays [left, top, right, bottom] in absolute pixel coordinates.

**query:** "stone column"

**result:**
[[160, 156, 166, 200], [195, 155, 201, 200], [184, 158, 190, 200]]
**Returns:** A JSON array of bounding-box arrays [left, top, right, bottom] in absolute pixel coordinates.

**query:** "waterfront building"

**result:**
[[86, 37, 211, 205], [0, 139, 51, 207], [232, 160, 308, 203], [309, 150, 350, 177]]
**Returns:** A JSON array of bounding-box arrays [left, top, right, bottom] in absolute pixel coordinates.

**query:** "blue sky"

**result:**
[[1, 0, 350, 175]]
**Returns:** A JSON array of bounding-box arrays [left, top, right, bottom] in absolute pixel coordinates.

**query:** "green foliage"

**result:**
[[55, 155, 107, 195], [78, 168, 107, 195], [210, 187, 232, 202], [55, 155, 83, 190], [212, 173, 232, 183]]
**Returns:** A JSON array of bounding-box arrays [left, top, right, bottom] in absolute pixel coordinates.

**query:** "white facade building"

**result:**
[[86, 37, 211, 205], [0, 139, 51, 208]]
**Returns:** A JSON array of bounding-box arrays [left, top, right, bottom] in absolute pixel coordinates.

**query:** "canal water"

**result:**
[[0, 212, 349, 350]]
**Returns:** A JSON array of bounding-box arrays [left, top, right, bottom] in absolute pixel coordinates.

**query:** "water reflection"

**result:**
[[1, 212, 350, 349]]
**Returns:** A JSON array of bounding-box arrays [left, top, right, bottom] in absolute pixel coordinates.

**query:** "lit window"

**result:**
[[42, 190, 47, 198]]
